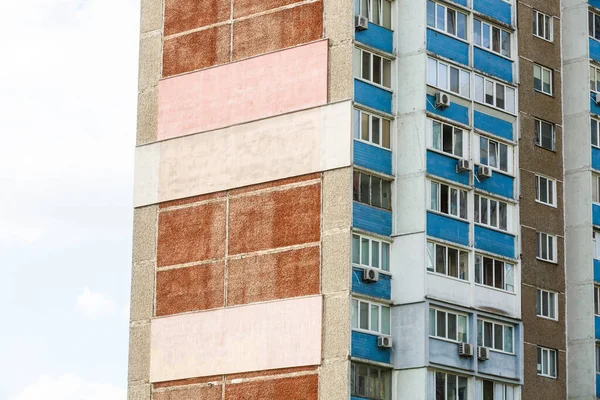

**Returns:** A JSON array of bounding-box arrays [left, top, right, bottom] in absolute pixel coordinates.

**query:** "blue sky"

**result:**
[[0, 0, 139, 398]]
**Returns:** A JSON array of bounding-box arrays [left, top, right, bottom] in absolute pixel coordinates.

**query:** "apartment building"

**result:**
[[126, 0, 587, 399]]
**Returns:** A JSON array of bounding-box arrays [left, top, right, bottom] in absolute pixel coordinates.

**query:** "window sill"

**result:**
[[474, 282, 516, 296], [473, 222, 514, 237], [473, 99, 516, 117], [426, 83, 470, 102], [536, 374, 558, 380], [354, 77, 393, 94], [426, 270, 470, 285], [426, 26, 469, 45], [533, 34, 554, 44], [536, 257, 558, 265], [473, 44, 513, 63], [429, 335, 468, 346], [426, 208, 469, 224], [426, 147, 466, 162], [480, 346, 516, 356], [535, 199, 558, 209], [534, 143, 557, 153], [353, 264, 392, 277], [536, 314, 559, 322], [353, 138, 392, 153], [534, 88, 554, 98]]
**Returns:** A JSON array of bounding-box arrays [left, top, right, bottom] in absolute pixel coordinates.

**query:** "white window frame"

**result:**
[[351, 298, 391, 335], [534, 119, 555, 151], [427, 57, 471, 98], [593, 231, 600, 259], [429, 307, 469, 343], [536, 289, 557, 320], [535, 175, 557, 207], [590, 10, 600, 41], [351, 363, 392, 400], [474, 74, 516, 114], [481, 380, 516, 400], [353, 170, 393, 211], [354, 108, 392, 149], [473, 18, 512, 58], [534, 64, 553, 95], [426, 0, 468, 40], [433, 370, 469, 400], [595, 286, 600, 316], [428, 180, 468, 220], [591, 65, 600, 93], [476, 134, 512, 174], [537, 347, 557, 378], [352, 232, 391, 272], [358, 0, 392, 30], [596, 343, 600, 374], [591, 118, 600, 149], [474, 194, 510, 232], [475, 254, 515, 293], [533, 10, 553, 42], [429, 119, 466, 158], [537, 232, 557, 263], [478, 319, 515, 354], [355, 47, 392, 89], [426, 241, 469, 281]]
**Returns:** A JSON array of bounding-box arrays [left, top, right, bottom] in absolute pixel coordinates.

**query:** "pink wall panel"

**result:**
[[157, 40, 329, 141]]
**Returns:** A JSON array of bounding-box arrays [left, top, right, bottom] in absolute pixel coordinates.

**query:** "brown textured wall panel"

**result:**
[[163, 25, 231, 77], [522, 344, 566, 399], [164, 0, 230, 36], [225, 374, 318, 400], [153, 384, 223, 400], [156, 262, 225, 316], [234, 0, 304, 18], [232, 2, 323, 61], [521, 228, 565, 292], [157, 201, 226, 267], [228, 184, 321, 255], [227, 246, 320, 306]]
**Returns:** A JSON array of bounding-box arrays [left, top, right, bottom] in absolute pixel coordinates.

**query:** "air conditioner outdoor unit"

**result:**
[[594, 92, 600, 105], [458, 343, 474, 357], [355, 15, 369, 31], [435, 92, 451, 109], [477, 165, 493, 180], [362, 268, 379, 283], [456, 159, 471, 173], [378, 336, 393, 348], [477, 346, 490, 361]]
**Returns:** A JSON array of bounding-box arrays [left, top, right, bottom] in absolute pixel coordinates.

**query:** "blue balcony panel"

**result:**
[[597, 373, 600, 399], [426, 212, 469, 246], [474, 225, 515, 259], [352, 331, 391, 364], [595, 259, 600, 283], [474, 111, 514, 141], [474, 167, 515, 199], [450, 0, 467, 5], [473, 47, 513, 83], [353, 202, 392, 237], [593, 147, 600, 171], [596, 316, 600, 340], [354, 141, 392, 176], [427, 28, 469, 67], [593, 0, 600, 9], [594, 203, 600, 227], [426, 94, 469, 126], [427, 150, 470, 186], [429, 338, 473, 371], [355, 22, 394, 54], [352, 267, 392, 300], [473, 0, 511, 25], [592, 91, 600, 116], [478, 351, 519, 380], [591, 39, 600, 64], [355, 79, 392, 114]]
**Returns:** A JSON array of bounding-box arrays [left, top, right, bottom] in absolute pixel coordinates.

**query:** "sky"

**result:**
[[0, 0, 140, 398]]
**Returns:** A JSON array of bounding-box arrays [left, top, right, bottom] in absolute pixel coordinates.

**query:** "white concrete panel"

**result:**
[[149, 296, 322, 382], [562, 62, 591, 118], [391, 233, 426, 304], [426, 274, 471, 308], [133, 144, 159, 207], [133, 102, 352, 207], [561, 3, 589, 63], [393, 368, 427, 400], [472, 284, 519, 318], [391, 303, 427, 370]]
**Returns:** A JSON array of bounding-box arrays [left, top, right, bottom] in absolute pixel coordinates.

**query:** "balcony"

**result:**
[[474, 166, 515, 199], [353, 202, 392, 237], [593, 147, 600, 171], [429, 338, 474, 371], [427, 150, 470, 186], [593, 203, 600, 227], [355, 22, 393, 54], [594, 259, 600, 282], [477, 348, 520, 380], [354, 141, 392, 176], [474, 225, 515, 259], [474, 48, 513, 83], [427, 28, 469, 67], [473, 0, 511, 25], [426, 212, 469, 246], [426, 94, 469, 126], [352, 267, 392, 300], [591, 38, 600, 64], [355, 79, 392, 114], [352, 330, 391, 364], [474, 110, 514, 141]]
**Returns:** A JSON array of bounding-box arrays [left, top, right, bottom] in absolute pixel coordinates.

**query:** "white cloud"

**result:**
[[76, 287, 116, 318], [10, 374, 126, 400]]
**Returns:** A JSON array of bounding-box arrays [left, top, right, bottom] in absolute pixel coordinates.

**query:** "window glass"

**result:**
[[362, 51, 371, 81], [427, 0, 435, 27], [381, 306, 390, 335], [474, 19, 482, 46], [352, 235, 360, 264], [360, 301, 369, 330], [382, 0, 391, 29]]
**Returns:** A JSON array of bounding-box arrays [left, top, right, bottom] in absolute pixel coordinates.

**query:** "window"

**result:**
[[591, 65, 600, 93], [534, 119, 555, 151], [434, 371, 468, 400], [473, 19, 511, 58], [352, 233, 391, 272], [595, 286, 600, 315], [429, 308, 468, 342], [353, 171, 392, 210], [534, 64, 552, 95], [429, 181, 467, 220], [592, 118, 600, 148], [479, 136, 509, 173], [353, 108, 391, 149], [481, 380, 516, 400], [351, 298, 391, 335], [358, 0, 392, 30], [590, 11, 600, 41], [427, 57, 470, 97], [535, 175, 556, 206], [474, 194, 509, 231], [537, 347, 557, 378], [593, 175, 600, 203], [596, 344, 600, 374], [355, 48, 392, 88], [536, 289, 557, 320], [593, 231, 600, 259], [537, 232, 557, 262], [351, 363, 391, 400], [475, 254, 515, 292], [478, 319, 514, 353], [474, 74, 516, 113], [427, 241, 469, 280], [427, 1, 467, 40], [533, 10, 552, 41], [430, 119, 464, 157]]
